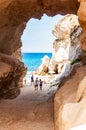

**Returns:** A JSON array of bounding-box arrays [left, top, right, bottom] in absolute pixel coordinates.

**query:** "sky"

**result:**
[[21, 14, 63, 53]]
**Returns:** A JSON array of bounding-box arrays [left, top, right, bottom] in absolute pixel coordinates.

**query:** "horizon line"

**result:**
[[22, 51, 52, 53]]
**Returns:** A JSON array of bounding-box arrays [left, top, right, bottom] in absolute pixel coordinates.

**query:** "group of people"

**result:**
[[31, 75, 43, 91]]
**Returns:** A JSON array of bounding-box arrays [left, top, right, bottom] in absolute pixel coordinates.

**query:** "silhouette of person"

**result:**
[[39, 79, 43, 90], [34, 77, 39, 90], [31, 75, 34, 86]]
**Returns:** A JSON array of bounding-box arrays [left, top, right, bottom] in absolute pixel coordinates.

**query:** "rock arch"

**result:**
[[0, 0, 79, 55], [0, 0, 85, 99]]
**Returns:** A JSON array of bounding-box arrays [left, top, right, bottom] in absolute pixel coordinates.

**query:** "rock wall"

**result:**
[[77, 0, 86, 64], [0, 0, 79, 55], [0, 0, 80, 99], [0, 0, 86, 130], [50, 14, 82, 74], [0, 53, 26, 99], [36, 14, 82, 78], [54, 64, 86, 130]]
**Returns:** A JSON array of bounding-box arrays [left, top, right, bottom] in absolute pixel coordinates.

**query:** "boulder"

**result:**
[[36, 55, 50, 75]]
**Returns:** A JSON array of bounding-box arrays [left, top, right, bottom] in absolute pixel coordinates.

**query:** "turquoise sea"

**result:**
[[22, 53, 52, 71]]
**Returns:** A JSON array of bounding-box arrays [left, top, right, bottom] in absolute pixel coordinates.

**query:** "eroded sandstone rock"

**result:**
[[0, 0, 79, 99], [49, 14, 82, 88], [0, 0, 79, 55], [0, 53, 26, 99], [51, 14, 82, 74], [77, 0, 86, 64], [35, 55, 50, 75], [0, 1, 86, 130], [54, 64, 86, 130]]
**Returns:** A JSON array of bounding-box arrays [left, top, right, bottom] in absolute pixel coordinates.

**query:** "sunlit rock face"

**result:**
[[0, 0, 86, 130], [0, 0, 80, 99], [50, 14, 82, 74], [35, 55, 50, 75], [54, 65, 86, 130], [77, 0, 86, 62], [37, 14, 82, 75]]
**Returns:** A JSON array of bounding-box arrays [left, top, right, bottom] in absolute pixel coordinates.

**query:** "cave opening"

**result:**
[[21, 14, 63, 85], [0, 11, 83, 130], [1, 0, 86, 129], [20, 13, 82, 91], [0, 12, 65, 130]]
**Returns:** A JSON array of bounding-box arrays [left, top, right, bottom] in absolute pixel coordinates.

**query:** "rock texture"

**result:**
[[0, 0, 80, 99], [0, 0, 79, 55], [36, 55, 50, 75], [54, 64, 86, 130], [0, 0, 86, 130], [77, 0, 86, 69], [77, 0, 86, 52], [36, 14, 82, 77], [49, 14, 83, 88], [51, 14, 82, 74], [0, 53, 26, 99]]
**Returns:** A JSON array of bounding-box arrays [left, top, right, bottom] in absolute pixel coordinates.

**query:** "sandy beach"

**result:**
[[0, 75, 57, 130]]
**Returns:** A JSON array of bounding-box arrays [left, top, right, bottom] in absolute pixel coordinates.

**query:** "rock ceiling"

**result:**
[[0, 0, 80, 55]]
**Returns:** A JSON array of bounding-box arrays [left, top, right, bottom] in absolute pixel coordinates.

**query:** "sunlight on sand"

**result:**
[[70, 124, 86, 130], [0, 74, 55, 130]]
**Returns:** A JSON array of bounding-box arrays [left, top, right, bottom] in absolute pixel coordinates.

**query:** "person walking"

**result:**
[[34, 77, 39, 90], [39, 79, 43, 90], [31, 75, 34, 86]]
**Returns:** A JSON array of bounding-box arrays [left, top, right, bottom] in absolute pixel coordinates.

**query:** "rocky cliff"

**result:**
[[36, 14, 82, 78], [0, 53, 26, 99], [54, 64, 86, 130], [51, 14, 82, 74], [0, 0, 80, 99], [0, 0, 79, 55], [0, 0, 86, 130]]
